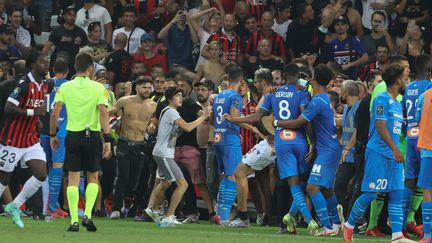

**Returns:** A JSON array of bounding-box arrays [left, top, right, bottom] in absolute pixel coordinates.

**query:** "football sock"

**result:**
[[348, 192, 377, 228], [407, 188, 423, 223], [310, 192, 332, 229], [291, 185, 311, 222], [388, 190, 404, 238], [422, 202, 432, 239], [220, 178, 236, 221], [67, 186, 79, 224], [84, 183, 99, 219], [367, 195, 384, 229], [13, 176, 44, 207], [48, 167, 63, 211], [402, 186, 414, 228], [326, 194, 341, 225]]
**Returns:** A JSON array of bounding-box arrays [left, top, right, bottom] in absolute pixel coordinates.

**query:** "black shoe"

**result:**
[[82, 216, 97, 232], [67, 222, 80, 232]]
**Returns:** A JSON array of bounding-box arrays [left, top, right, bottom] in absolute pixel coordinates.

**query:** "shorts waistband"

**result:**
[[118, 137, 147, 146]]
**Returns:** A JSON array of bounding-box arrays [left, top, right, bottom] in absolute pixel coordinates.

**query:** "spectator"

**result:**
[[75, 0, 112, 44], [130, 60, 146, 78], [327, 0, 364, 36], [272, 1, 293, 41], [395, 0, 429, 37], [286, 2, 319, 60], [245, 11, 286, 62], [105, 33, 132, 95], [193, 41, 225, 86], [133, 33, 168, 76], [112, 6, 146, 55], [8, 7, 32, 56], [241, 15, 258, 47], [245, 39, 284, 79], [272, 69, 283, 86], [233, 1, 250, 38], [43, 6, 88, 78], [0, 24, 21, 81], [359, 44, 390, 81], [326, 15, 368, 79], [157, 9, 198, 71], [202, 14, 241, 64], [398, 24, 425, 72], [151, 64, 165, 79], [360, 11, 395, 57], [361, 0, 391, 32], [85, 22, 110, 63]]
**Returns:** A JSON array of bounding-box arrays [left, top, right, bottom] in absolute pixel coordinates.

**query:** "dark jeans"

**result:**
[[347, 141, 366, 216], [100, 146, 117, 201], [335, 162, 357, 218]]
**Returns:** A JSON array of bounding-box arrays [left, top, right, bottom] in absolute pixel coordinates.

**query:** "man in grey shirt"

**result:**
[[145, 87, 211, 227]]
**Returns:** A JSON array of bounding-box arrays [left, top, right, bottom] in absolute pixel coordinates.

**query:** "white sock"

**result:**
[[13, 176, 43, 208], [391, 232, 403, 240], [0, 182, 6, 197], [42, 178, 49, 215], [344, 222, 355, 230]]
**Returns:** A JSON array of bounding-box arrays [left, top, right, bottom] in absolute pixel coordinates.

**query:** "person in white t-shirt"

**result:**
[[361, 0, 393, 31], [75, 0, 113, 44], [272, 1, 292, 41], [8, 7, 31, 55], [112, 6, 146, 55]]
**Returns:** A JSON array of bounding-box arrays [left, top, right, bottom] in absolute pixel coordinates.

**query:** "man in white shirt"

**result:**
[[75, 0, 112, 44], [112, 6, 146, 55], [361, 0, 394, 31], [272, 1, 292, 41]]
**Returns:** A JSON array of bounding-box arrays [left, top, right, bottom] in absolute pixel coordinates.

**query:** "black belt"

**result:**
[[118, 137, 147, 147]]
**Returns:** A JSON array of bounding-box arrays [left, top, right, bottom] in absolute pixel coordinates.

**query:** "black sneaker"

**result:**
[[67, 222, 79, 232], [82, 216, 97, 232]]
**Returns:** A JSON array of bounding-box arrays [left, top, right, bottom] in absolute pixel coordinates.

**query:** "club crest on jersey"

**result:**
[[376, 105, 384, 115], [233, 98, 240, 107], [369, 182, 376, 189], [10, 87, 21, 99]]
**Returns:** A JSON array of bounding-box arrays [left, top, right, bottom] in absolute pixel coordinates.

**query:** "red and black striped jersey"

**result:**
[[244, 0, 268, 22], [245, 31, 286, 58], [240, 97, 258, 154], [206, 29, 241, 63], [0, 73, 48, 148]]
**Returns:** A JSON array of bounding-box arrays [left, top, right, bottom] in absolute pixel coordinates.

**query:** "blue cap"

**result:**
[[140, 33, 155, 42]]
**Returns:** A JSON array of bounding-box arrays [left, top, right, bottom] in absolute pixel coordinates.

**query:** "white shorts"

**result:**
[[242, 139, 276, 171], [0, 143, 46, 172]]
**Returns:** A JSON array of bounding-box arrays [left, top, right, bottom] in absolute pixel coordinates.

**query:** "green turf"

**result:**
[[0, 216, 392, 243]]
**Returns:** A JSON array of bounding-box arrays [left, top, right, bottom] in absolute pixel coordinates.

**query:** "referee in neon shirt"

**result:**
[[49, 52, 112, 232]]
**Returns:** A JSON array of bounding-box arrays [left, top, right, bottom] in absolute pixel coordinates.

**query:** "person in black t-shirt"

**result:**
[[42, 6, 88, 79], [245, 39, 284, 79]]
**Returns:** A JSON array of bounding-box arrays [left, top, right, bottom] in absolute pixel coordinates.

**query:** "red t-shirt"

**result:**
[[133, 53, 168, 75]]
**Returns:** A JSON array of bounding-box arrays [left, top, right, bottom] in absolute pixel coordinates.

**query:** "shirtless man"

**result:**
[[323, 0, 363, 36], [193, 41, 225, 87], [108, 76, 157, 219]]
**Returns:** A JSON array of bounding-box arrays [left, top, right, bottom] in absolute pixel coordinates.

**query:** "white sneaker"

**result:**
[[145, 208, 163, 224], [337, 204, 345, 225], [332, 224, 342, 236], [160, 215, 182, 227], [227, 218, 250, 228], [391, 236, 418, 243], [182, 214, 199, 224], [256, 213, 264, 225], [314, 226, 339, 236], [110, 211, 121, 219]]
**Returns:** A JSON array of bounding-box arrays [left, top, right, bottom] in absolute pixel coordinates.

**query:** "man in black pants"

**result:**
[[108, 77, 157, 219]]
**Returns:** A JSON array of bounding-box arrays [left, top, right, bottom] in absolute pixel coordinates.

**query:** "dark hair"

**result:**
[[295, 2, 310, 18], [254, 68, 273, 85], [165, 87, 182, 100], [365, 71, 381, 85], [327, 90, 340, 106], [390, 55, 409, 64], [152, 64, 164, 70], [8, 7, 23, 17], [284, 63, 300, 77], [176, 74, 192, 87], [53, 58, 69, 74], [371, 11, 386, 21], [74, 52, 94, 73], [165, 70, 179, 79], [277, 1, 292, 12], [226, 63, 243, 83], [376, 44, 389, 53], [122, 5, 137, 16], [414, 54, 431, 75], [314, 64, 334, 87], [87, 21, 101, 32], [382, 64, 405, 87], [26, 51, 44, 69], [134, 75, 153, 86]]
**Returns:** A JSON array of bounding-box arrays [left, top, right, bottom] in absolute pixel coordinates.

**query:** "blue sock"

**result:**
[[326, 194, 341, 225], [217, 179, 226, 216], [48, 167, 63, 211], [220, 178, 236, 221], [388, 190, 404, 234], [310, 192, 332, 229], [291, 185, 312, 222], [289, 200, 299, 216], [347, 192, 377, 227], [402, 187, 413, 228], [422, 202, 432, 239]]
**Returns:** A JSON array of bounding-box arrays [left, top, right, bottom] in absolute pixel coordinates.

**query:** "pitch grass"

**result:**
[[0, 216, 396, 243]]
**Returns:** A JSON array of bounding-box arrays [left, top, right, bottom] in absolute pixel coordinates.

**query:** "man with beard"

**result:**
[[359, 44, 390, 81], [43, 6, 87, 78], [0, 24, 21, 81], [112, 6, 146, 55], [360, 11, 395, 57], [107, 76, 157, 219]]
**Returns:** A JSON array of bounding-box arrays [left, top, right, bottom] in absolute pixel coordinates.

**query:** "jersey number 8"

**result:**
[[278, 100, 291, 120]]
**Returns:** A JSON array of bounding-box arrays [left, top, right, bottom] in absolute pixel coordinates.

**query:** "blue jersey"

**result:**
[[328, 37, 366, 79], [302, 93, 340, 153], [212, 89, 242, 146], [368, 92, 403, 159], [342, 100, 361, 163], [402, 80, 432, 140], [47, 78, 68, 137], [260, 84, 310, 147]]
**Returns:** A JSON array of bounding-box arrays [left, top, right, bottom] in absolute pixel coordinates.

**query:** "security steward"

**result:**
[[49, 52, 112, 232]]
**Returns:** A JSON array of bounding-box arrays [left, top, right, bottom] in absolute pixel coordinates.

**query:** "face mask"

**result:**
[[103, 83, 110, 89], [319, 25, 328, 34], [298, 78, 308, 87]]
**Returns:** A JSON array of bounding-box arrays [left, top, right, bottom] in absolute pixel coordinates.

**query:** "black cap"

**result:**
[[334, 15, 349, 25], [165, 87, 182, 100], [0, 24, 13, 34], [194, 78, 215, 91]]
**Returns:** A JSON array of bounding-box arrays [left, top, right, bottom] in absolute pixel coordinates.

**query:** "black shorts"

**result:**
[[64, 131, 102, 172]]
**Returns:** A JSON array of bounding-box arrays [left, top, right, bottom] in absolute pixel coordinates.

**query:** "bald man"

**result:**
[[245, 38, 284, 79]]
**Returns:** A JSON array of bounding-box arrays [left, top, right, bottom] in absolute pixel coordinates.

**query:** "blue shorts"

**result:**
[[214, 144, 242, 176], [405, 139, 421, 179], [276, 143, 310, 180], [361, 148, 404, 193], [308, 149, 341, 189], [40, 135, 66, 163], [418, 157, 432, 189]]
